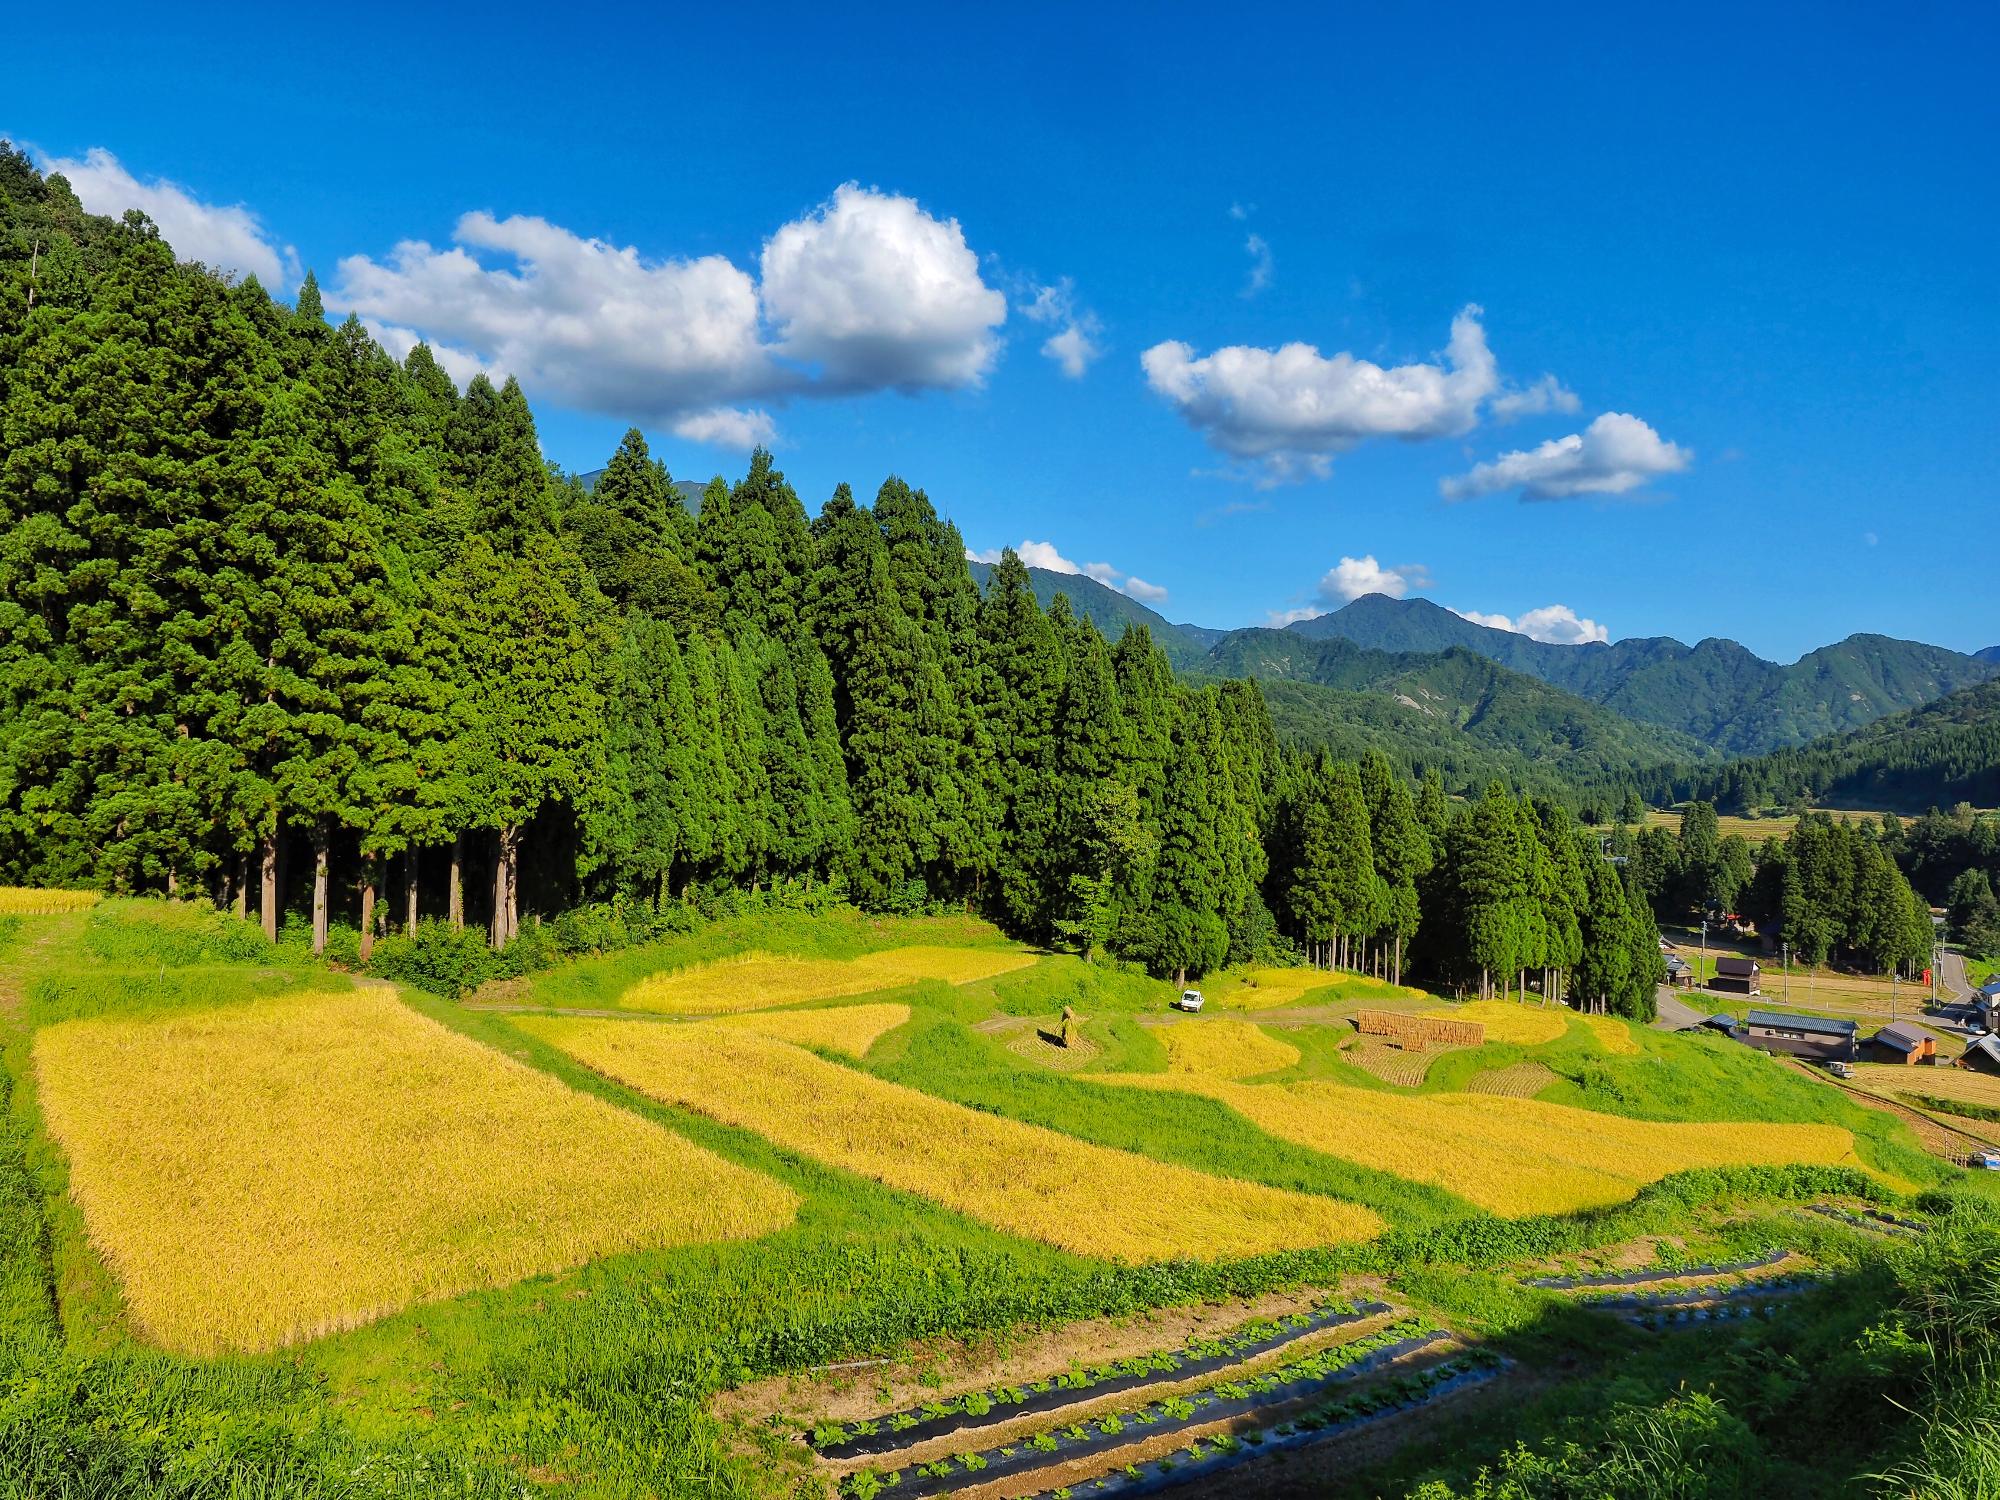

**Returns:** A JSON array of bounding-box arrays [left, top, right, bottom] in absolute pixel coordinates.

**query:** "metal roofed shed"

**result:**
[[1742, 1009, 1858, 1063], [1869, 1021, 1938, 1064], [1964, 1033, 2000, 1075]]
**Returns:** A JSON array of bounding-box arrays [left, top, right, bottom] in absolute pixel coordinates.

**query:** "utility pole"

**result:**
[[1783, 941, 1791, 1005], [26, 238, 41, 312]]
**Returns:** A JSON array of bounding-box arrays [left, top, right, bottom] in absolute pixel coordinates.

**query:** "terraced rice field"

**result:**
[[622, 945, 1037, 1014], [1090, 1072, 1863, 1217], [0, 886, 101, 914], [1466, 1061, 1558, 1098], [33, 991, 797, 1356], [710, 1003, 911, 1058], [1344, 1038, 1445, 1087], [1212, 968, 1428, 1010], [1854, 1064, 2000, 1116], [1422, 1000, 1569, 1047], [1156, 1020, 1301, 1078], [524, 1018, 1383, 1261], [1575, 1012, 1640, 1055], [1005, 1026, 1102, 1070]]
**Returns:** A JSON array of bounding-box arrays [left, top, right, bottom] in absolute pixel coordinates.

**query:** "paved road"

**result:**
[[1651, 988, 1707, 1031]]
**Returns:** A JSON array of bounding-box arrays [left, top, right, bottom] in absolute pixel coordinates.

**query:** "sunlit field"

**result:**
[[33, 991, 798, 1355], [0, 887, 101, 915], [1209, 965, 1429, 1010], [1575, 1011, 1641, 1054], [1090, 1072, 1863, 1217], [1155, 1019, 1301, 1078], [622, 944, 1037, 1013], [710, 1001, 912, 1057], [1423, 999, 1570, 1047], [524, 1016, 1383, 1261]]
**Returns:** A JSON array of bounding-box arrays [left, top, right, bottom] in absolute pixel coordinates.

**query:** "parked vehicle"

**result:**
[[1825, 1060, 1854, 1079], [1176, 989, 1205, 1013], [1969, 1149, 2000, 1171]]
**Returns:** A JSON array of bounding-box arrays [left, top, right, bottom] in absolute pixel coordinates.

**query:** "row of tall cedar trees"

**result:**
[[1612, 803, 1935, 976], [0, 146, 1660, 1002]]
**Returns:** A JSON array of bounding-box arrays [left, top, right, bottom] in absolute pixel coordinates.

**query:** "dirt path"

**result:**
[[0, 912, 87, 1024]]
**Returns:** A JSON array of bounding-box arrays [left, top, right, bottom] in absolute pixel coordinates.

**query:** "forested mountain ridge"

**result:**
[[1648, 678, 2000, 815], [1284, 594, 1995, 756], [966, 560, 1211, 668]]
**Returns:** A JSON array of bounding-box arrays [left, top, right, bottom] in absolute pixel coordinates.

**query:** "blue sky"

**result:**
[[11, 1, 1997, 658]]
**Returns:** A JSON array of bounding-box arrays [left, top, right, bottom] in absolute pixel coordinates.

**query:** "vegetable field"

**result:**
[[32, 990, 796, 1355], [523, 1016, 1384, 1260]]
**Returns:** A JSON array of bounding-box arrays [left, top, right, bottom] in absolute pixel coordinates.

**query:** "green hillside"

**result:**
[[1290, 595, 1995, 755], [966, 560, 1210, 667]]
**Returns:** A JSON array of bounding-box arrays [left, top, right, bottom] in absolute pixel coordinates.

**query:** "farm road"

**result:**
[[1652, 990, 1706, 1031]]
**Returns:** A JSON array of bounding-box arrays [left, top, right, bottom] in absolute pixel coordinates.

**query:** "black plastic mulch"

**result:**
[[1582, 1273, 1820, 1311], [853, 1331, 1449, 1500], [811, 1299, 1390, 1460]]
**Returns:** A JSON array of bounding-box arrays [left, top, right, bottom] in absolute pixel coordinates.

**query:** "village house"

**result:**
[[1868, 1020, 1937, 1065], [1711, 956, 1761, 996], [1742, 1009, 1858, 1063]]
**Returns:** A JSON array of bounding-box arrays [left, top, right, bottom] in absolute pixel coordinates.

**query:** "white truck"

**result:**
[[1175, 989, 1205, 1013]]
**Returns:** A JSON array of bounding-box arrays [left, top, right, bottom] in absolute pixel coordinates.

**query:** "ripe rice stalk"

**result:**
[[1345, 1039, 1442, 1088], [709, 1002, 911, 1058], [1088, 1071, 1863, 1218], [1465, 1061, 1559, 1098], [0, 887, 102, 915], [1156, 1020, 1301, 1079], [622, 945, 1036, 1014], [33, 991, 797, 1356], [1575, 1012, 1641, 1055], [523, 1017, 1383, 1262], [1419, 1001, 1567, 1047]]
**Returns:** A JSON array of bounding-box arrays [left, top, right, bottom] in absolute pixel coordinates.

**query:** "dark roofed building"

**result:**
[[1712, 956, 1761, 996], [1742, 1009, 1857, 1063], [1870, 1021, 1937, 1065], [1701, 1013, 1742, 1035], [1964, 1034, 2000, 1076]]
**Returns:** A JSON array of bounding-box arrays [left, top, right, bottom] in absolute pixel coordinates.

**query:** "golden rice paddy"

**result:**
[[1858, 1064, 2000, 1110], [710, 1002, 911, 1058], [1344, 1038, 1446, 1087], [1212, 967, 1428, 1010], [33, 991, 797, 1356], [1089, 1072, 1862, 1218], [1575, 1012, 1641, 1055], [622, 945, 1037, 1014], [0, 887, 102, 914], [1422, 1000, 1570, 1047], [523, 1018, 1382, 1261], [1156, 1020, 1301, 1079]]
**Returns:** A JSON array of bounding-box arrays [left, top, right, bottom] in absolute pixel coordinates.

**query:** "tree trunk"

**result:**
[[234, 853, 250, 919], [505, 825, 521, 944], [449, 833, 464, 930], [490, 828, 509, 950], [258, 832, 279, 943], [311, 828, 330, 955], [358, 854, 378, 963], [1393, 936, 1403, 988], [165, 868, 178, 897], [405, 849, 419, 933]]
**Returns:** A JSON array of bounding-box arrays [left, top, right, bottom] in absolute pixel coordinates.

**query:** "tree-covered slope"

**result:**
[[1288, 595, 1995, 755], [1671, 678, 2000, 813]]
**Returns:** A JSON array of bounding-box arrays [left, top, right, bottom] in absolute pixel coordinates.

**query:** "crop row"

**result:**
[[807, 1299, 1387, 1457], [1580, 1271, 1821, 1310], [1525, 1248, 1788, 1289], [1008, 1352, 1506, 1500], [1806, 1203, 1922, 1238], [834, 1320, 1442, 1499]]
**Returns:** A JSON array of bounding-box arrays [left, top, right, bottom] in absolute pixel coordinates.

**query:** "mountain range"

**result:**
[[982, 565, 1997, 788]]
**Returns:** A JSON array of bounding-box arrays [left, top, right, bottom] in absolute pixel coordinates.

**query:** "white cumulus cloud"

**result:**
[[1141, 306, 1503, 483], [1488, 372, 1581, 422], [1442, 411, 1690, 500], [40, 146, 297, 287], [1452, 603, 1610, 645], [334, 183, 1006, 431], [967, 540, 1167, 604], [1320, 554, 1431, 603], [760, 183, 1005, 392], [361, 320, 497, 393]]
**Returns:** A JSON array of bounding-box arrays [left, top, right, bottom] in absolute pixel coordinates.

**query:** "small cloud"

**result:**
[[1450, 603, 1609, 645], [1268, 554, 1431, 625], [1241, 233, 1273, 298], [671, 406, 778, 449], [1489, 373, 1581, 423], [1266, 604, 1324, 627], [1020, 275, 1104, 378], [967, 539, 1165, 604], [1229, 201, 1254, 221], [1863, 531, 1879, 547], [1442, 411, 1690, 501]]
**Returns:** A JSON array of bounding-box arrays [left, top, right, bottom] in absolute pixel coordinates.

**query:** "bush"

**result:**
[[366, 921, 497, 998]]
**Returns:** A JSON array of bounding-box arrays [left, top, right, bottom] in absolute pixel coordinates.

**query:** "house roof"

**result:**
[[1702, 1013, 1740, 1031], [1746, 1010, 1857, 1038], [1966, 1034, 2000, 1065], [1873, 1021, 1934, 1052], [1716, 956, 1760, 977]]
